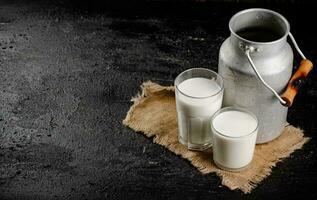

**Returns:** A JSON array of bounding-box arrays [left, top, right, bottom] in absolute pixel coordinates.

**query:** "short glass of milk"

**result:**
[[211, 107, 258, 171], [175, 68, 224, 151]]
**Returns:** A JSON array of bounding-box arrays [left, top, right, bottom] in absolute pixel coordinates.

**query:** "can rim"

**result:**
[[229, 8, 290, 45]]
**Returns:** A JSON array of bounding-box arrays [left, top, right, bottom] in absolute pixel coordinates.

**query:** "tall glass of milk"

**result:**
[[211, 107, 258, 171], [175, 68, 224, 151]]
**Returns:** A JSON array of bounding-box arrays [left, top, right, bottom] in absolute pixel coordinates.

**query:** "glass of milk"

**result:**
[[175, 68, 224, 151], [211, 107, 258, 171]]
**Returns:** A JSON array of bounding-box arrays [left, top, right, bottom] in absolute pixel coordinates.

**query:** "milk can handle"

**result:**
[[243, 32, 313, 107]]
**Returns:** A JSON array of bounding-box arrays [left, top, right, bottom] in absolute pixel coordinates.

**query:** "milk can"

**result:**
[[218, 8, 313, 143]]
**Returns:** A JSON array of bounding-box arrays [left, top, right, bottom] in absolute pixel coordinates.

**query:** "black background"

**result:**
[[0, 0, 316, 199]]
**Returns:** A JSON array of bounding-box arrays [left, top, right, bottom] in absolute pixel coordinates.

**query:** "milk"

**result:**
[[176, 77, 223, 150], [211, 108, 258, 171], [212, 111, 257, 137]]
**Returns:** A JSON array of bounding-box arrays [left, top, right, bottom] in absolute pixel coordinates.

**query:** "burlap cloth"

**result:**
[[123, 81, 309, 193]]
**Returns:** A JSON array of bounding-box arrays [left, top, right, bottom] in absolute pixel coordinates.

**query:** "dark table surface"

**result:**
[[0, 0, 316, 199]]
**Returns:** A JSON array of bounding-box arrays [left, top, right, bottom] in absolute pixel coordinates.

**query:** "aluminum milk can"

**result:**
[[218, 8, 313, 143]]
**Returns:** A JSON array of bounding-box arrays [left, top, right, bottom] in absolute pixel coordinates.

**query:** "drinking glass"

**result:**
[[211, 106, 258, 171], [175, 68, 224, 151]]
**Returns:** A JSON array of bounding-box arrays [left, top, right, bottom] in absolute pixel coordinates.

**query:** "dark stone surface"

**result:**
[[0, 1, 316, 199]]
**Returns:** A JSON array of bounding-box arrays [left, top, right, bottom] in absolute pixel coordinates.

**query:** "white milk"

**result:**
[[212, 109, 258, 170], [176, 77, 223, 150]]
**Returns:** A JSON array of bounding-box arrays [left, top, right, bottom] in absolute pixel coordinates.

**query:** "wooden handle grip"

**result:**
[[281, 59, 313, 107]]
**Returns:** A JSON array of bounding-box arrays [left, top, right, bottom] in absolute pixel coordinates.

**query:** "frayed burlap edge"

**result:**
[[216, 126, 309, 192], [123, 81, 310, 193]]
